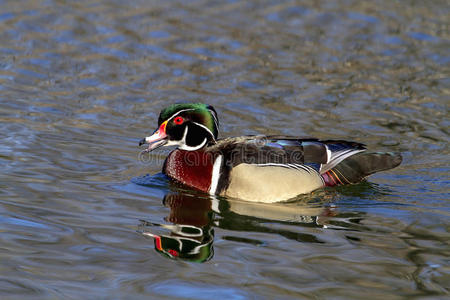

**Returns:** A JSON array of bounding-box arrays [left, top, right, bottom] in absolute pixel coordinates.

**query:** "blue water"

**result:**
[[0, 0, 449, 298]]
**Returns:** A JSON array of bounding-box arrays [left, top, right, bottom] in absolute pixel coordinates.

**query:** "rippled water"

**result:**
[[1, 0, 449, 298]]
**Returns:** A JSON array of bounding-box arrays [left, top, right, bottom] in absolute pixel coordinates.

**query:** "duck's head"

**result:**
[[139, 103, 219, 152]]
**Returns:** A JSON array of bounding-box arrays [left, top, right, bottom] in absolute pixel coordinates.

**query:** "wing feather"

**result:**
[[211, 136, 365, 175]]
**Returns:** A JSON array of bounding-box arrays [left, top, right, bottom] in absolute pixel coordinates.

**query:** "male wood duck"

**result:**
[[139, 103, 402, 203]]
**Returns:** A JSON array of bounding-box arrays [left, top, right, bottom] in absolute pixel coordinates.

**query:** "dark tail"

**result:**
[[322, 152, 402, 186]]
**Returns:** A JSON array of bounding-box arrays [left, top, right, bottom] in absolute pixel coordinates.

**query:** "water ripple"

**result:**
[[0, 0, 448, 298]]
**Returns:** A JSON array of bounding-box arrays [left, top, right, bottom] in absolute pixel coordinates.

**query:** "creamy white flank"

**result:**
[[209, 154, 223, 195], [223, 163, 324, 203]]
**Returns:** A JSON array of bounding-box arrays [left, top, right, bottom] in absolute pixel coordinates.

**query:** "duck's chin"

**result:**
[[145, 139, 168, 152]]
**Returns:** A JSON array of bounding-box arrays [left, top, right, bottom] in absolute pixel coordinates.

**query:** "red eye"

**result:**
[[174, 116, 184, 125]]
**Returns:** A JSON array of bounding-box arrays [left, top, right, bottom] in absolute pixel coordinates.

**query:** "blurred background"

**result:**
[[0, 0, 448, 298]]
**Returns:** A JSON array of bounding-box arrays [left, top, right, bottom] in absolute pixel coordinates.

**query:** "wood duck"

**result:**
[[139, 103, 402, 203]]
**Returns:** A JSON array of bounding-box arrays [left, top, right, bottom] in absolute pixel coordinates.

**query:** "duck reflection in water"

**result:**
[[138, 186, 344, 263], [139, 192, 214, 263]]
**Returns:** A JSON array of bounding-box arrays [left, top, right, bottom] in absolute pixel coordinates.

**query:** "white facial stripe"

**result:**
[[178, 126, 207, 151], [208, 109, 219, 130], [165, 140, 182, 147], [192, 122, 216, 141], [182, 125, 188, 141], [162, 127, 188, 148], [179, 139, 207, 151], [166, 108, 217, 136], [209, 155, 223, 195], [165, 108, 196, 123]]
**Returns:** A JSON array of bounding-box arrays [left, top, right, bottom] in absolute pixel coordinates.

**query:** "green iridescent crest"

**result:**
[[158, 103, 219, 139]]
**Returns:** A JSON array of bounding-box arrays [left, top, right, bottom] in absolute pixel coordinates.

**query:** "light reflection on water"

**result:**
[[0, 0, 449, 298]]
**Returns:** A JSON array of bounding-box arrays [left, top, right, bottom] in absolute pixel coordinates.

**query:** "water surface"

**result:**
[[0, 0, 449, 298]]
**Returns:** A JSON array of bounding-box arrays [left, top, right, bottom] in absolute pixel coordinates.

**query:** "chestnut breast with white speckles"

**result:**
[[163, 149, 215, 193]]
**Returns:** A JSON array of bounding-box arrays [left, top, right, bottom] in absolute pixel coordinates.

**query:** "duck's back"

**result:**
[[208, 136, 401, 202]]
